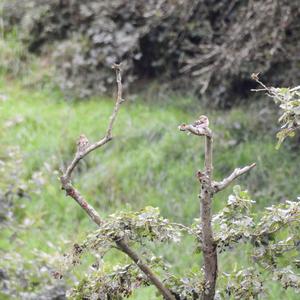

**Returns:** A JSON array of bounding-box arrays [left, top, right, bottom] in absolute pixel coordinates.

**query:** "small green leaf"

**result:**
[[233, 185, 241, 195]]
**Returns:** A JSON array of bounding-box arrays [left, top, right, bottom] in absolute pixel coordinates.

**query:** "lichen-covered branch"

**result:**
[[60, 64, 175, 300]]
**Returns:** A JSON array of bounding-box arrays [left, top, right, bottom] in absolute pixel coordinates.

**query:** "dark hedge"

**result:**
[[2, 0, 300, 106]]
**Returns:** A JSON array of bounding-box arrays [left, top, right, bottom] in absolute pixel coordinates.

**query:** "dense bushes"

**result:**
[[2, 0, 300, 106]]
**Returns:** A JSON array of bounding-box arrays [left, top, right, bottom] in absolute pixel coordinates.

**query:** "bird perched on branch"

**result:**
[[193, 115, 209, 129], [77, 134, 89, 153], [178, 115, 210, 136]]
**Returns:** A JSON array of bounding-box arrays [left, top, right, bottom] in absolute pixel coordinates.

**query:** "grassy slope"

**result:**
[[1, 70, 300, 297], [0, 77, 300, 299]]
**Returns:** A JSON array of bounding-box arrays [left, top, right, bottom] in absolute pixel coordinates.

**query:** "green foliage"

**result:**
[[0, 251, 66, 300], [220, 268, 263, 300], [164, 271, 205, 300], [0, 143, 65, 299], [60, 185, 300, 299], [84, 207, 182, 252], [212, 186, 255, 252], [0, 146, 26, 224], [273, 268, 300, 290], [262, 86, 300, 148], [63, 207, 185, 298], [70, 264, 150, 300], [213, 186, 300, 298]]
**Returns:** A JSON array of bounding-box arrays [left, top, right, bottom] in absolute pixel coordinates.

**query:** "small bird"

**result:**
[[77, 134, 89, 153], [193, 115, 209, 128]]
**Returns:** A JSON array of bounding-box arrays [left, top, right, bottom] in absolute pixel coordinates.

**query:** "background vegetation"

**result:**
[[1, 1, 300, 299], [2, 0, 300, 106]]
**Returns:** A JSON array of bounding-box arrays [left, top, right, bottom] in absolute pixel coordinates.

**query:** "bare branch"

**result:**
[[60, 178, 103, 226], [115, 240, 176, 300], [213, 163, 256, 193], [107, 63, 125, 138], [60, 65, 175, 300], [251, 72, 269, 91], [62, 64, 124, 183], [60, 65, 125, 224], [250, 73, 279, 99]]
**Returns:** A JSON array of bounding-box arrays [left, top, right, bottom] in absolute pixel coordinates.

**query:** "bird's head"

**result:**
[[198, 115, 209, 126]]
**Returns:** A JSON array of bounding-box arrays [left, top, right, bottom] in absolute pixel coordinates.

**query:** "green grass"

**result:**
[[1, 63, 300, 298]]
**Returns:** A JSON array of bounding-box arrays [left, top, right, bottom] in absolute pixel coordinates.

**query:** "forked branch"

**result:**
[[60, 64, 175, 300], [213, 163, 256, 193]]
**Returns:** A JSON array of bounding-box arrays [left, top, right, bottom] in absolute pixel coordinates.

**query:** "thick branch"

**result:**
[[60, 64, 175, 300], [213, 163, 256, 193], [200, 134, 217, 300]]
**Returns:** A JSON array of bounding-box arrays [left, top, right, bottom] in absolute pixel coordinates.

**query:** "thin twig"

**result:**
[[60, 64, 175, 300], [251, 73, 277, 97]]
